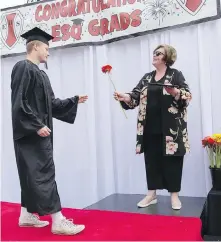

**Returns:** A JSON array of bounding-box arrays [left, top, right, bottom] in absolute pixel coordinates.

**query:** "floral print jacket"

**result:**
[[121, 67, 192, 156]]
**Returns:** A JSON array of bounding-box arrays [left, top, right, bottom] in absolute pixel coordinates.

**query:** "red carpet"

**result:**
[[1, 201, 203, 241]]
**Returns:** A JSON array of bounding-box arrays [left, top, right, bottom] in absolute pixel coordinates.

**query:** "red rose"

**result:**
[[101, 65, 112, 73], [207, 137, 215, 145]]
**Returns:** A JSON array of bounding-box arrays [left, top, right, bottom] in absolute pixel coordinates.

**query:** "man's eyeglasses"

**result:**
[[153, 51, 165, 56]]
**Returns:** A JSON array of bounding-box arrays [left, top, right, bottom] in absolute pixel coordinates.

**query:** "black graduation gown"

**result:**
[[11, 60, 79, 216]]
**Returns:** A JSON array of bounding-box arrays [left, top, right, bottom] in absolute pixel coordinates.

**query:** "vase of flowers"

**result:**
[[202, 134, 221, 190]]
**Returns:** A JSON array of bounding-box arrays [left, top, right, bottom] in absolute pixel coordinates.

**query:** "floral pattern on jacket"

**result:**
[[120, 67, 192, 156]]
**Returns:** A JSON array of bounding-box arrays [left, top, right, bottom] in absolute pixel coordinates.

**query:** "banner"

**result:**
[[1, 0, 220, 57]]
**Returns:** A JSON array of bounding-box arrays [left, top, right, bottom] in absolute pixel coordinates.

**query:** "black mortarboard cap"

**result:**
[[21, 27, 54, 45]]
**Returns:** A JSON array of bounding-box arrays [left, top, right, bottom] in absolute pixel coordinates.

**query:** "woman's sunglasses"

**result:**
[[153, 51, 165, 56]]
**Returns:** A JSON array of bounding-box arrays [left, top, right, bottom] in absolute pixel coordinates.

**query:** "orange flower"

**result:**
[[101, 65, 112, 73]]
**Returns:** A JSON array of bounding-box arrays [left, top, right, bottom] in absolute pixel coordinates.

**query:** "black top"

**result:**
[[11, 59, 78, 140], [144, 71, 166, 134]]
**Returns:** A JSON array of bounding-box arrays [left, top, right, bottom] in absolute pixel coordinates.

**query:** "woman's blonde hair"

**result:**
[[154, 44, 177, 66]]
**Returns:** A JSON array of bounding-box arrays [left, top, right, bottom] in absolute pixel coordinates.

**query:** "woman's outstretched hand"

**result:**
[[114, 92, 131, 102]]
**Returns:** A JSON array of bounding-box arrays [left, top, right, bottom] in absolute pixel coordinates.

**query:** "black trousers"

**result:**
[[143, 134, 184, 192]]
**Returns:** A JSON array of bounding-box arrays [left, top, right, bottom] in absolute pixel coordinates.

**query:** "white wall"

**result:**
[[0, 0, 24, 9]]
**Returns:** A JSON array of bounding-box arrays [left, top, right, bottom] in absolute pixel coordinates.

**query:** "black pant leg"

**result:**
[[163, 155, 184, 192], [144, 134, 165, 190], [143, 134, 184, 192]]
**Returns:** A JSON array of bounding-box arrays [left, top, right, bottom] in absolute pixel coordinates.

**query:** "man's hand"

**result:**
[[37, 126, 51, 137], [78, 95, 88, 103]]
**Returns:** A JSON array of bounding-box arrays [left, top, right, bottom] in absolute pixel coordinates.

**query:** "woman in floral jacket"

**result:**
[[114, 44, 192, 210]]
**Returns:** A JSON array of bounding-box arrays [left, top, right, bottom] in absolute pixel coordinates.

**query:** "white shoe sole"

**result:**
[[172, 204, 182, 210], [19, 222, 49, 228], [137, 198, 157, 208], [52, 225, 85, 235]]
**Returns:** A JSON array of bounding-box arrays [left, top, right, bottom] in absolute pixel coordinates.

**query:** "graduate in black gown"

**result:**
[[114, 44, 192, 210], [11, 27, 87, 235]]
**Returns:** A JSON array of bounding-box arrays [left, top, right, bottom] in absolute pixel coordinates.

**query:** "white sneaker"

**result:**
[[19, 214, 49, 227], [137, 195, 157, 208], [51, 217, 85, 235]]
